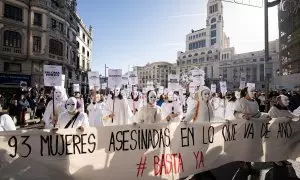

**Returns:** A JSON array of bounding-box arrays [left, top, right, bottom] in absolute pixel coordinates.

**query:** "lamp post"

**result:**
[[104, 64, 109, 94]]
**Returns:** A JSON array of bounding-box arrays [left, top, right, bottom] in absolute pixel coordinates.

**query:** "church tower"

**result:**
[[206, 0, 224, 49]]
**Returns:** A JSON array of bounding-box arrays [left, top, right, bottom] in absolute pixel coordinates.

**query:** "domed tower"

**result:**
[[206, 0, 224, 49]]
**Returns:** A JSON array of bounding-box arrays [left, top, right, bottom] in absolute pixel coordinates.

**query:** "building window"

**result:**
[[260, 58, 264, 61], [211, 24, 216, 29], [4, 4, 23, 21], [87, 39, 90, 46], [82, 46, 85, 54], [51, 18, 57, 29], [3, 30, 21, 48], [49, 39, 63, 56], [87, 51, 89, 57], [211, 30, 216, 38], [187, 60, 191, 64], [68, 71, 72, 79], [76, 26, 80, 32], [208, 50, 212, 54], [211, 38, 216, 45], [33, 12, 42, 26], [58, 22, 64, 32], [76, 41, 79, 49], [189, 43, 192, 50], [33, 36, 41, 52], [4, 62, 21, 72], [83, 33, 86, 41], [253, 59, 257, 62], [193, 59, 197, 63], [211, 17, 216, 23]]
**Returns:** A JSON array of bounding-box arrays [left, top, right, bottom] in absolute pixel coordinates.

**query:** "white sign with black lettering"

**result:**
[[220, 81, 227, 95], [108, 69, 122, 89], [43, 65, 62, 87], [128, 71, 138, 85], [211, 84, 216, 93], [73, 84, 80, 92], [168, 74, 179, 91], [88, 72, 100, 88]]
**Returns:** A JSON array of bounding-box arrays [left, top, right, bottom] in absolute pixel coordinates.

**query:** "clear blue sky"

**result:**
[[77, 0, 279, 76]]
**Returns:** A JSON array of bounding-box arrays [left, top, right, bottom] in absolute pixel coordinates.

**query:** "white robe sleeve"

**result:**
[[234, 100, 245, 119], [43, 100, 53, 129], [0, 114, 16, 131], [80, 113, 89, 127], [184, 101, 197, 122]]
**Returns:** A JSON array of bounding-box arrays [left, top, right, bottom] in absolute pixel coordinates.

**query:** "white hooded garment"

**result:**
[[135, 104, 163, 124], [225, 100, 237, 120], [57, 111, 89, 129], [0, 114, 16, 131], [103, 96, 133, 126], [184, 87, 214, 122], [87, 102, 105, 127], [43, 86, 68, 129]]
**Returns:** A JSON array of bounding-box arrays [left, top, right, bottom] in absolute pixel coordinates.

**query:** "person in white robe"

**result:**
[[0, 113, 16, 131], [161, 91, 183, 122], [43, 86, 68, 129], [234, 87, 270, 120], [87, 94, 105, 127], [212, 92, 226, 119], [127, 90, 143, 116], [75, 92, 85, 113], [184, 86, 214, 122], [134, 90, 162, 124], [224, 92, 237, 121], [233, 86, 270, 175], [56, 97, 89, 131], [102, 88, 133, 126], [268, 95, 299, 166]]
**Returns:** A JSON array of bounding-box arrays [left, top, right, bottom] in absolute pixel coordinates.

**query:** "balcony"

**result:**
[[2, 47, 21, 54], [49, 53, 64, 61]]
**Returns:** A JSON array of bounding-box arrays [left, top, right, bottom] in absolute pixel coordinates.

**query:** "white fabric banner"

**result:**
[[44, 65, 62, 87], [88, 72, 100, 88], [73, 84, 80, 92], [0, 119, 299, 179], [108, 69, 122, 89]]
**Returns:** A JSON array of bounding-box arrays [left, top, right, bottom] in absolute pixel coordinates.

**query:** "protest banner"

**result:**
[[0, 119, 299, 179], [247, 82, 256, 89], [128, 71, 138, 85], [122, 75, 129, 86], [211, 84, 216, 93], [44, 65, 62, 87], [108, 69, 122, 89], [219, 81, 227, 95], [73, 84, 80, 92], [168, 74, 179, 91], [88, 72, 100, 89], [101, 83, 107, 90], [146, 81, 154, 91], [191, 69, 205, 86]]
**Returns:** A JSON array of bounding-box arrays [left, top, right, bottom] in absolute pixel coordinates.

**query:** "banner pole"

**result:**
[[112, 86, 116, 123], [52, 86, 56, 128]]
